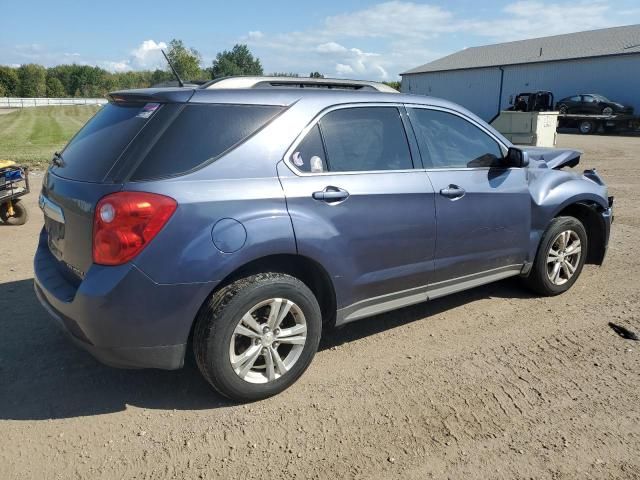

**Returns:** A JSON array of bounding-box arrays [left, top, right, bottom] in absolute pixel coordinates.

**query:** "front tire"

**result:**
[[525, 216, 588, 296], [193, 273, 322, 402]]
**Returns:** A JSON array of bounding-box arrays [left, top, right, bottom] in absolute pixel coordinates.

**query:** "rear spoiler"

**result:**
[[107, 88, 195, 104]]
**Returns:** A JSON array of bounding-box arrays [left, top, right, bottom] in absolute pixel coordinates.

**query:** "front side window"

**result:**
[[290, 106, 413, 173], [582, 95, 595, 103], [408, 108, 504, 169]]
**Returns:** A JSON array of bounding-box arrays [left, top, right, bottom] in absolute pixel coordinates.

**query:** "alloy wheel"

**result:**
[[546, 230, 582, 285], [229, 298, 307, 384]]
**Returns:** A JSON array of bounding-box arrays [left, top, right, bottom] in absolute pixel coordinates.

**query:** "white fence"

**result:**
[[0, 97, 107, 108]]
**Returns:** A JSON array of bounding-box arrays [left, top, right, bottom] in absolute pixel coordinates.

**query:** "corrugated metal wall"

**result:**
[[402, 53, 640, 122], [402, 67, 502, 121]]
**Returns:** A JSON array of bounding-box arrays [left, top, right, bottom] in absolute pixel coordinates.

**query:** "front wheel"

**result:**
[[193, 273, 322, 401], [579, 120, 596, 134], [525, 216, 588, 296]]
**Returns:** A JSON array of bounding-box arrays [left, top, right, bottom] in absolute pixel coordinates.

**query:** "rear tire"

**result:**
[[0, 200, 27, 225], [578, 120, 596, 134], [193, 273, 322, 402], [558, 104, 568, 114], [525, 216, 588, 296]]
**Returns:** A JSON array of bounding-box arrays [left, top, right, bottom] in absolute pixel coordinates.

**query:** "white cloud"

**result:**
[[128, 39, 167, 70], [244, 0, 640, 80], [248, 31, 264, 40]]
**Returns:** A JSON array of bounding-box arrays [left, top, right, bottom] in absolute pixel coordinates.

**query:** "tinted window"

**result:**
[[131, 104, 283, 180], [54, 103, 155, 181], [570, 96, 581, 102], [290, 125, 327, 173], [318, 107, 413, 172], [408, 108, 503, 169], [582, 95, 595, 103]]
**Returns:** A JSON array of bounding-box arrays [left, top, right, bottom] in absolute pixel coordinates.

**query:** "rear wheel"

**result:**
[[0, 200, 27, 225], [578, 120, 596, 134], [193, 273, 322, 401], [558, 104, 568, 114], [525, 216, 587, 296]]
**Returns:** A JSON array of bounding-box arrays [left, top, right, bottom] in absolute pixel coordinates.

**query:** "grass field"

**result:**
[[0, 106, 100, 168]]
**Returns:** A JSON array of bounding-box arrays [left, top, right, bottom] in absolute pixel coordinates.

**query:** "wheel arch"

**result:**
[[187, 253, 337, 352], [554, 201, 607, 265]]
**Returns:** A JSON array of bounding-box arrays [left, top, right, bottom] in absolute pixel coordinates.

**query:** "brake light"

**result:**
[[93, 192, 177, 265]]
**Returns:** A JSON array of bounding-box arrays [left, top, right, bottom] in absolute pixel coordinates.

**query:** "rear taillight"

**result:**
[[93, 192, 177, 266]]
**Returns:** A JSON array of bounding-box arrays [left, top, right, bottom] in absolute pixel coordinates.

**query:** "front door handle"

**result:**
[[439, 184, 466, 199], [312, 186, 349, 203]]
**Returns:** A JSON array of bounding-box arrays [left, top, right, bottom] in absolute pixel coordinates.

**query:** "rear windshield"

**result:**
[[54, 103, 156, 182], [130, 104, 284, 180]]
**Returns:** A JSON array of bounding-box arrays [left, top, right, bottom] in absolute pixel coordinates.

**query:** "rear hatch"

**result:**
[[40, 88, 286, 280], [41, 92, 190, 280]]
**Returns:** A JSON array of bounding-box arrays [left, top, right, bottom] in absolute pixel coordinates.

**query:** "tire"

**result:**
[[0, 200, 28, 225], [601, 106, 613, 116], [193, 273, 322, 402], [525, 216, 588, 296], [579, 120, 596, 134], [558, 104, 568, 114]]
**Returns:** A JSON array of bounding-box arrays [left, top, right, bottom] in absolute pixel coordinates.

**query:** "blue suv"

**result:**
[[34, 78, 613, 401]]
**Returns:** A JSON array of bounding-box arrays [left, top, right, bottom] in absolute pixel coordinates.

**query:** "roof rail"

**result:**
[[200, 76, 398, 93]]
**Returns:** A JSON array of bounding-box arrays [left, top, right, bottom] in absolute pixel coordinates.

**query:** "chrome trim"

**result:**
[[38, 194, 65, 224], [335, 264, 523, 326]]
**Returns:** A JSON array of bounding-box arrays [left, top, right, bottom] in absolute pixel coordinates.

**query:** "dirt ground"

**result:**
[[1, 133, 639, 480]]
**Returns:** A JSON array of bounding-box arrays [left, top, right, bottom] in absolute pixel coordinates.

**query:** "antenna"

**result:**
[[161, 49, 185, 87]]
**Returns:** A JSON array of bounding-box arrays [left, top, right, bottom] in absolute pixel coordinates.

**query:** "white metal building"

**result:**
[[401, 25, 640, 121]]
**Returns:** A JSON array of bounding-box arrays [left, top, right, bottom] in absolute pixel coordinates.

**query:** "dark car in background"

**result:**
[[34, 78, 613, 402], [556, 94, 633, 115]]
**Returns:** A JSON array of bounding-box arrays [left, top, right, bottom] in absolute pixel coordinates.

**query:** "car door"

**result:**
[[277, 105, 437, 322], [581, 95, 599, 114], [406, 106, 530, 290]]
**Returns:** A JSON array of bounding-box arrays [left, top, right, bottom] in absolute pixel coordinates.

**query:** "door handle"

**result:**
[[439, 184, 466, 199], [312, 186, 349, 202]]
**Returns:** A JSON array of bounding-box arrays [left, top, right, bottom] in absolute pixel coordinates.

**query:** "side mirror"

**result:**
[[506, 147, 529, 168]]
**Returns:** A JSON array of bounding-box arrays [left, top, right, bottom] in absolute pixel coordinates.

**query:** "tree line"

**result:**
[[0, 39, 399, 98]]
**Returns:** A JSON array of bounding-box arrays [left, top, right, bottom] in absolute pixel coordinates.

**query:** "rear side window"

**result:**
[[131, 104, 283, 180], [54, 103, 155, 182], [408, 108, 503, 169], [319, 107, 413, 172]]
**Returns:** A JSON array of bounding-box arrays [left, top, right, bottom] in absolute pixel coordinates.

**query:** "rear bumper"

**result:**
[[33, 230, 214, 370]]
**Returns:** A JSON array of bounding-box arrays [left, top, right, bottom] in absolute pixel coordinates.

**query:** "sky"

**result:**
[[2, 0, 640, 80]]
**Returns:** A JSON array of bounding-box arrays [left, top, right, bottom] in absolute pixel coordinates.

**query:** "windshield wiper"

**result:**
[[51, 151, 65, 167]]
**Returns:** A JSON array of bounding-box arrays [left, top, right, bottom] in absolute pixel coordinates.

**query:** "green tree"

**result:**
[[383, 80, 401, 91], [165, 39, 202, 80], [46, 76, 66, 97], [0, 66, 20, 96], [211, 44, 263, 78], [18, 64, 47, 97], [309, 71, 324, 78]]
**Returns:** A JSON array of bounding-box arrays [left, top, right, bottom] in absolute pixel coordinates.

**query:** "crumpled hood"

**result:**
[[521, 147, 582, 169]]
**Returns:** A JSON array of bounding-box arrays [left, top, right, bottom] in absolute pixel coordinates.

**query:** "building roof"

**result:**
[[402, 24, 640, 75]]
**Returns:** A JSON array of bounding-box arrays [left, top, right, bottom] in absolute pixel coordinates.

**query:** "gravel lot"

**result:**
[[1, 134, 639, 479]]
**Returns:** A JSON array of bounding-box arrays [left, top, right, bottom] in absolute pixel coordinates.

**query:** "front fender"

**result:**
[[527, 168, 609, 261]]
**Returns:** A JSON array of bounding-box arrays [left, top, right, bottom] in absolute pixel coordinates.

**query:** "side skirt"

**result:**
[[335, 264, 523, 326]]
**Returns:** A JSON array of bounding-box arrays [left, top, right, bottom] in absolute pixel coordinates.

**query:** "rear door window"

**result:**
[[53, 103, 157, 182], [131, 104, 283, 180], [318, 107, 413, 172]]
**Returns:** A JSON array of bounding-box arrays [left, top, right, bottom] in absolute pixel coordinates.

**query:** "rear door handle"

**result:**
[[439, 184, 466, 199], [312, 186, 349, 203]]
